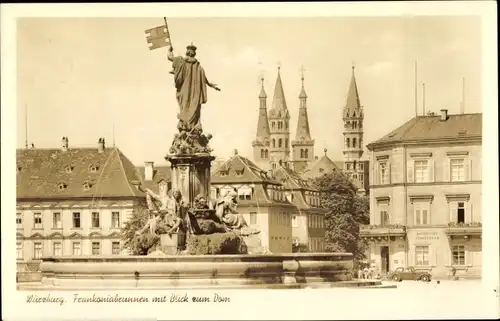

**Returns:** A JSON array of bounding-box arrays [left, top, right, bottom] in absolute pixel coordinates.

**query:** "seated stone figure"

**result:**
[[135, 184, 182, 237], [187, 194, 226, 234], [214, 191, 260, 236]]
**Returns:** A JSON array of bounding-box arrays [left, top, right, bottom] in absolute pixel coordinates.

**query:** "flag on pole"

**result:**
[[145, 23, 171, 50]]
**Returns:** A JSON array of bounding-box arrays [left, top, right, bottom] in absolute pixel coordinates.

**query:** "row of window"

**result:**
[[415, 245, 466, 267], [17, 164, 100, 174], [377, 156, 472, 185], [345, 137, 363, 149], [379, 201, 471, 226], [16, 211, 121, 230], [308, 214, 324, 229], [16, 241, 121, 260], [270, 138, 289, 149], [345, 120, 363, 130], [308, 237, 324, 252], [271, 121, 288, 130], [299, 149, 310, 159], [260, 149, 269, 159], [273, 211, 291, 226], [345, 162, 364, 171]]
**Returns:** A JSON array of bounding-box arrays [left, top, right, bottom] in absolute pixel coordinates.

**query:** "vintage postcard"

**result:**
[[1, 2, 498, 320]]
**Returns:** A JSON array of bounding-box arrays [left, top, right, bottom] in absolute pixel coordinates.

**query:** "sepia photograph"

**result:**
[[2, 2, 498, 320]]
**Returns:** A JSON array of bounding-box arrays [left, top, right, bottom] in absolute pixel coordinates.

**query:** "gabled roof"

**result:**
[[211, 152, 280, 185], [367, 113, 482, 149], [273, 165, 316, 191], [16, 147, 143, 199], [135, 165, 172, 193], [268, 67, 290, 119], [300, 152, 342, 179]]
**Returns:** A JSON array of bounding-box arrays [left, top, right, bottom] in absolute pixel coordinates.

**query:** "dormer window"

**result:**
[[89, 164, 100, 173], [57, 182, 67, 191], [16, 166, 21, 173], [220, 170, 229, 177], [65, 165, 74, 173], [83, 181, 93, 191], [319, 168, 324, 173], [235, 169, 244, 176]]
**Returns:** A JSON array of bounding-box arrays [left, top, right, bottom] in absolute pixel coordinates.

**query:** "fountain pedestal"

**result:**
[[166, 153, 215, 206]]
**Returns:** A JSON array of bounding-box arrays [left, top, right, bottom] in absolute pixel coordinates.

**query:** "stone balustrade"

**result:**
[[38, 253, 353, 289]]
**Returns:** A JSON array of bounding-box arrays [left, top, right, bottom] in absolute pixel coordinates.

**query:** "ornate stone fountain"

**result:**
[[33, 38, 365, 290]]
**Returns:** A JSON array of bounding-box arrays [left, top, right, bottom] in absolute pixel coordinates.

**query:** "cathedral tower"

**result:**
[[291, 69, 315, 173], [342, 66, 365, 191], [268, 67, 291, 169], [252, 76, 271, 170]]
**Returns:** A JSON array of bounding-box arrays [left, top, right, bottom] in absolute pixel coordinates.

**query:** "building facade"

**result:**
[[16, 137, 146, 271], [211, 150, 295, 253], [361, 110, 482, 279], [272, 165, 325, 252]]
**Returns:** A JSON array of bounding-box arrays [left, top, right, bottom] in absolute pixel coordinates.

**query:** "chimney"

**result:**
[[61, 136, 68, 151], [98, 137, 105, 153], [233, 149, 238, 156], [144, 161, 154, 181], [440, 109, 448, 121]]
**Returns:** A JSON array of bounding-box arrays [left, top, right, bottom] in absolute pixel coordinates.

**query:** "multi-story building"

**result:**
[[272, 164, 325, 252], [210, 149, 295, 253], [16, 137, 146, 271], [361, 110, 482, 279]]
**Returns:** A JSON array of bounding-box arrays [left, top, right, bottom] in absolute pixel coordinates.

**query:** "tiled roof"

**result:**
[[211, 152, 280, 185], [300, 154, 342, 179], [135, 165, 171, 193], [273, 165, 316, 191], [16, 147, 144, 199], [368, 113, 482, 148]]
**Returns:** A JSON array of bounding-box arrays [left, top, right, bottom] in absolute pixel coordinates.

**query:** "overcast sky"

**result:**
[[17, 16, 482, 165]]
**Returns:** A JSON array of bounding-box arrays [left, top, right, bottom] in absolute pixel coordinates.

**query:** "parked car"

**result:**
[[388, 266, 432, 282]]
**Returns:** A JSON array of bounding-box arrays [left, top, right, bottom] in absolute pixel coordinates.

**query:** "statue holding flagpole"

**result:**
[[146, 18, 220, 155]]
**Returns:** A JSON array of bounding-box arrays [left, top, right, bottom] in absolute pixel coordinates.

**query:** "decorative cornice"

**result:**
[[367, 136, 482, 151], [409, 195, 434, 204], [446, 151, 469, 156], [375, 196, 390, 204], [410, 152, 433, 158], [445, 193, 470, 202]]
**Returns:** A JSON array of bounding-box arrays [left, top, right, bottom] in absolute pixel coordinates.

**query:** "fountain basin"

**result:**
[[36, 252, 355, 290]]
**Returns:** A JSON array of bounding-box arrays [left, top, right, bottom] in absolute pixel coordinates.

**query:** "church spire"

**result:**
[[344, 64, 362, 118], [295, 68, 312, 141], [269, 66, 290, 117], [255, 76, 270, 140], [299, 66, 307, 99], [291, 66, 315, 173]]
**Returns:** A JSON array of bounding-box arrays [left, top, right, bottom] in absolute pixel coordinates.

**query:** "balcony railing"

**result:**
[[446, 222, 482, 238], [360, 224, 406, 238]]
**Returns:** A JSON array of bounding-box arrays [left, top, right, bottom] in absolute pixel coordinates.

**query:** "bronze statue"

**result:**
[[167, 44, 220, 133], [214, 191, 260, 236], [135, 184, 182, 237]]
